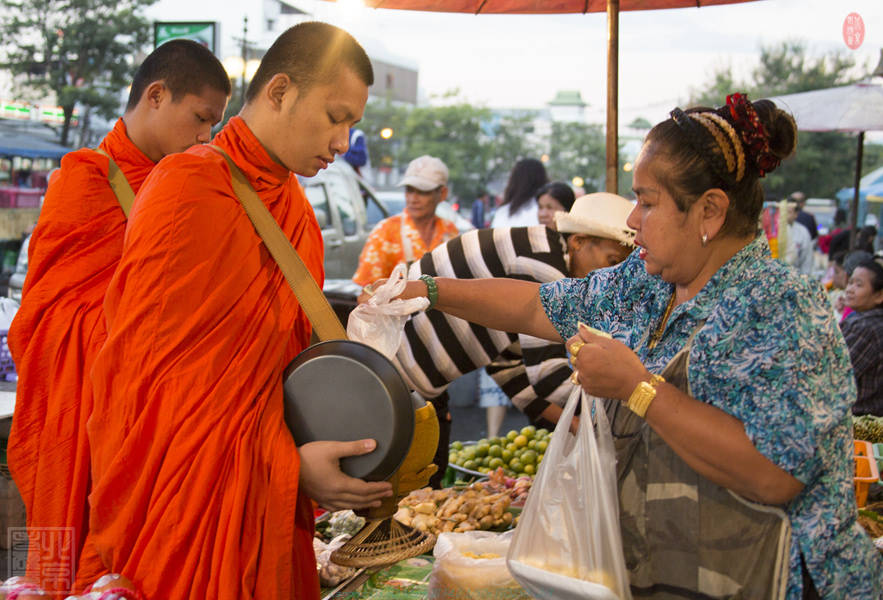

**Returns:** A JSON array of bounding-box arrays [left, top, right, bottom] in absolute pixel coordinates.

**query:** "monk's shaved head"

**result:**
[[127, 39, 231, 110], [245, 21, 373, 102]]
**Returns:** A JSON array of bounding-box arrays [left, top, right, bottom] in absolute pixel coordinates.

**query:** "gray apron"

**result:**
[[607, 326, 791, 599]]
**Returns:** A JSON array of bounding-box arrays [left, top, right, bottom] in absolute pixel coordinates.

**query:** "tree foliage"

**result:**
[[546, 121, 607, 193], [689, 40, 883, 199], [0, 0, 155, 146], [360, 92, 547, 200]]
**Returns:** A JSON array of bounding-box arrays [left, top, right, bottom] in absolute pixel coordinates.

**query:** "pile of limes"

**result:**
[[448, 426, 551, 477]]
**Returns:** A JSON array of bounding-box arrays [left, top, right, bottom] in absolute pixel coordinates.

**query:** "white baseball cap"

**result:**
[[555, 192, 637, 246], [397, 155, 449, 191]]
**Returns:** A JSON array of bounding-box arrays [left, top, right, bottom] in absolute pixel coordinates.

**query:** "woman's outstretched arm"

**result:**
[[395, 277, 564, 342]]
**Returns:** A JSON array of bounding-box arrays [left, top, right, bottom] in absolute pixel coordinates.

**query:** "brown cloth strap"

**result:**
[[95, 147, 135, 217], [208, 145, 347, 341]]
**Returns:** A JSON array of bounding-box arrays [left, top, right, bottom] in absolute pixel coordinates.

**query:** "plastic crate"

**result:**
[[855, 455, 880, 508], [855, 439, 875, 458]]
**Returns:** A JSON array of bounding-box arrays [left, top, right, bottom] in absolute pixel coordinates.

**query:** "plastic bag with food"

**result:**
[[347, 263, 429, 360], [428, 530, 531, 600], [313, 534, 358, 587], [507, 386, 631, 600]]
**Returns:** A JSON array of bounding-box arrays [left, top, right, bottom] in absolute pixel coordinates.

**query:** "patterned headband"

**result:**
[[670, 107, 737, 186]]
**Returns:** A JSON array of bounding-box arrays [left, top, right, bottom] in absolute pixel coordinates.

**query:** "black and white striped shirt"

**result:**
[[395, 226, 573, 422]]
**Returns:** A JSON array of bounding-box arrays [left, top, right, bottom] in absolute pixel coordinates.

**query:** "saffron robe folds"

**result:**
[[7, 119, 154, 594], [86, 116, 323, 599]]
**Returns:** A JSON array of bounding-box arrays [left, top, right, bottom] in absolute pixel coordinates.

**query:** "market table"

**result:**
[[321, 555, 434, 600]]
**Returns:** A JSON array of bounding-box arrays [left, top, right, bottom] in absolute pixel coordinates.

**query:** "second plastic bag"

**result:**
[[347, 263, 429, 361], [507, 385, 631, 600], [428, 530, 531, 600]]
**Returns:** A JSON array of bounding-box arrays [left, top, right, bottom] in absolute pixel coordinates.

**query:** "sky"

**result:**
[[147, 0, 883, 128]]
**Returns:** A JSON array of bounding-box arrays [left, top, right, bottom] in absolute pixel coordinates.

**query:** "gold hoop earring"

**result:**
[[701, 233, 708, 246]]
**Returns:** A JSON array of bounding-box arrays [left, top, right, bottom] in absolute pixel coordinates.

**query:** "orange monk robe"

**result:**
[[85, 116, 323, 600], [6, 119, 154, 594]]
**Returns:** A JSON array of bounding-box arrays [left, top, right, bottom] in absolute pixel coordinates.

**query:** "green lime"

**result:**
[[506, 430, 518, 441], [536, 428, 550, 438], [451, 440, 464, 450], [463, 459, 478, 471], [489, 457, 504, 469], [482, 456, 493, 467], [475, 443, 490, 458], [520, 425, 536, 438], [488, 445, 503, 458], [523, 463, 536, 475], [527, 439, 537, 449], [449, 452, 459, 464], [536, 439, 548, 453], [501, 449, 513, 462], [509, 459, 523, 473], [520, 450, 537, 465], [513, 435, 528, 448]]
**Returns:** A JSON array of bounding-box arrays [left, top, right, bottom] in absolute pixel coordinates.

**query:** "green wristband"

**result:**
[[419, 274, 438, 309]]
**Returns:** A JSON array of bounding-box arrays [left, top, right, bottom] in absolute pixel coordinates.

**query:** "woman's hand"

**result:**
[[567, 323, 650, 402], [298, 439, 394, 511], [357, 279, 428, 305], [357, 279, 386, 304]]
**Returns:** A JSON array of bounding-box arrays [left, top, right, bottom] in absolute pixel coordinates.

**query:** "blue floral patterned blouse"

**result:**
[[539, 235, 883, 599]]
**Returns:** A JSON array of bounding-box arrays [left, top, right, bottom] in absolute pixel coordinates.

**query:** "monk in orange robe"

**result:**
[[84, 22, 393, 599], [6, 40, 230, 595]]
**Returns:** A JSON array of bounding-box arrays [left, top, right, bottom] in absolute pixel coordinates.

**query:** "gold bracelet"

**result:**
[[626, 373, 665, 418]]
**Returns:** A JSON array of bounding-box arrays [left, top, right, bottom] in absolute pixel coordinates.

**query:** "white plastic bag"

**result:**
[[347, 263, 429, 360], [0, 297, 18, 330], [313, 533, 358, 587], [428, 530, 531, 600], [507, 386, 631, 600]]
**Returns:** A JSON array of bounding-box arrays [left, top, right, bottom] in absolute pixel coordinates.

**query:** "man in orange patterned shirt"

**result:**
[[353, 155, 459, 286]]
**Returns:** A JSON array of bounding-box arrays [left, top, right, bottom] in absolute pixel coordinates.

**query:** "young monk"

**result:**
[[83, 22, 393, 599], [6, 39, 230, 595]]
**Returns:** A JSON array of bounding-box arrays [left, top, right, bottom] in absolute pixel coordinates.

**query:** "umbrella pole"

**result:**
[[605, 0, 619, 193], [849, 131, 864, 250]]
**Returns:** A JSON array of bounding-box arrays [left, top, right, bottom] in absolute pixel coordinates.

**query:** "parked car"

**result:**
[[373, 190, 475, 233], [299, 160, 390, 279]]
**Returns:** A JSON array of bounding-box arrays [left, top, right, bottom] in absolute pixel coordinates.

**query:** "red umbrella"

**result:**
[[336, 0, 761, 191]]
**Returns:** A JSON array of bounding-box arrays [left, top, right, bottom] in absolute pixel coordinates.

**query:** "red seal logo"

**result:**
[[843, 12, 865, 50]]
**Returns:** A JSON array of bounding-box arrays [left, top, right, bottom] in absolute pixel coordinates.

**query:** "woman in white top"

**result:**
[[490, 158, 548, 228]]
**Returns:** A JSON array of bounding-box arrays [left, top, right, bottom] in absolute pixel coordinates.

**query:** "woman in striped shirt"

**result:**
[[390, 192, 635, 484]]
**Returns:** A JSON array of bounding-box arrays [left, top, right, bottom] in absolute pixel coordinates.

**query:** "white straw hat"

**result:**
[[555, 192, 636, 246]]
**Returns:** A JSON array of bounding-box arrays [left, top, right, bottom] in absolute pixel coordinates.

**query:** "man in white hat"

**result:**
[[353, 155, 459, 285], [380, 192, 636, 486]]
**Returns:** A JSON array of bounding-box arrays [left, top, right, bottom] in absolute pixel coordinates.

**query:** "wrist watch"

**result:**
[[626, 373, 665, 418]]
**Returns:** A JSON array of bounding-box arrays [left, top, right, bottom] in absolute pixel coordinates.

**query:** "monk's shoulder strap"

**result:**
[[206, 144, 346, 342], [94, 147, 135, 218]]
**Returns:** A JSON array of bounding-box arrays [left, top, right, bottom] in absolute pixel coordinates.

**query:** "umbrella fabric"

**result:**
[[365, 0, 751, 13], [770, 81, 883, 133], [351, 0, 760, 191], [0, 138, 70, 160]]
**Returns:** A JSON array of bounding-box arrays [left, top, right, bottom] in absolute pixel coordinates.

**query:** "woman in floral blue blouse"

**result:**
[[384, 94, 883, 599]]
